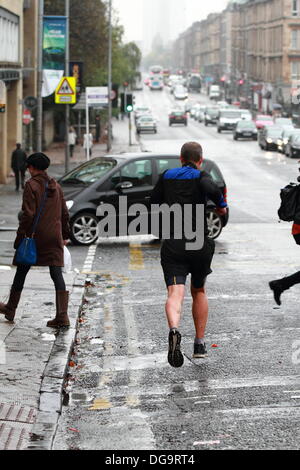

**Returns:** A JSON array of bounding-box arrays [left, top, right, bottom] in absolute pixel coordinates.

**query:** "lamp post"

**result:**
[[36, 0, 44, 152], [107, 0, 112, 152]]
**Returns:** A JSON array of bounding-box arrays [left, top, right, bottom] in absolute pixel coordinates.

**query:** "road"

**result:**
[[3, 86, 300, 450]]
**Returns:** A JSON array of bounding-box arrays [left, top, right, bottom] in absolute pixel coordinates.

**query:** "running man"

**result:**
[[150, 142, 228, 368]]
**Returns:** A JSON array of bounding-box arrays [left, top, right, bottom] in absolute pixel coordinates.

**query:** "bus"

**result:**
[[149, 65, 163, 75]]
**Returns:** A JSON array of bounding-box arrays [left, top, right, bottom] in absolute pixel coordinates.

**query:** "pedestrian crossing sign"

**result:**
[[55, 77, 77, 104]]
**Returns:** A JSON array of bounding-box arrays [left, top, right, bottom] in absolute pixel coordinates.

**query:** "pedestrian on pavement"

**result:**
[[83, 132, 93, 158], [68, 126, 77, 158], [95, 115, 101, 143], [0, 153, 71, 328], [150, 142, 228, 368], [11, 143, 27, 192]]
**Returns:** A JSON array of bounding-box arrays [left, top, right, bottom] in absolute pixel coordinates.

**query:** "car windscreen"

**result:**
[[237, 121, 255, 128], [267, 128, 282, 137], [257, 116, 272, 121], [207, 108, 218, 115], [220, 111, 242, 118], [60, 159, 117, 185]]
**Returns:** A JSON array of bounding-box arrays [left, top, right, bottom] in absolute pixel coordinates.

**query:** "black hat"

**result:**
[[26, 153, 50, 171]]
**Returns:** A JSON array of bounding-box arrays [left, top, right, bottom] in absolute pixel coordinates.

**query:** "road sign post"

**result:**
[[55, 77, 76, 104], [23, 109, 31, 125], [85, 87, 108, 160]]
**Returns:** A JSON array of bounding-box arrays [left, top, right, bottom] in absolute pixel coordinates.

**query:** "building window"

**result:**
[[0, 8, 20, 63], [292, 0, 300, 16], [291, 30, 300, 49], [291, 61, 300, 80]]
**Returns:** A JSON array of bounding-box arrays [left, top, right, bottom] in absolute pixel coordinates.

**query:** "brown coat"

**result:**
[[13, 173, 70, 267]]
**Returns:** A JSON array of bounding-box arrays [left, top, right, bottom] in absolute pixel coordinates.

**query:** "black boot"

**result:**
[[269, 280, 285, 306]]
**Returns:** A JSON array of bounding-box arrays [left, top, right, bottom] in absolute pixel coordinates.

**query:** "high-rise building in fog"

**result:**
[[142, 0, 189, 54]]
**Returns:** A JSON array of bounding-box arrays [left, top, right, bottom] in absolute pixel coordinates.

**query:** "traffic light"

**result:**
[[126, 94, 133, 113], [120, 93, 125, 113]]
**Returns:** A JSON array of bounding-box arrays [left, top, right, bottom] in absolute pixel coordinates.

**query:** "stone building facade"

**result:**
[[0, 0, 37, 184]]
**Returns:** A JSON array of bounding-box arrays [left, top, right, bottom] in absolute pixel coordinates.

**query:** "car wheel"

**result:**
[[234, 135, 238, 140], [70, 212, 99, 246], [207, 210, 223, 240], [217, 128, 221, 133]]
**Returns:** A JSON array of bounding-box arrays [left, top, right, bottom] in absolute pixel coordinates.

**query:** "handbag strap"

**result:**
[[31, 181, 49, 237]]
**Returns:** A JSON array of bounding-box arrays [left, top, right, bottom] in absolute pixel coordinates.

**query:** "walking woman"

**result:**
[[0, 153, 71, 328]]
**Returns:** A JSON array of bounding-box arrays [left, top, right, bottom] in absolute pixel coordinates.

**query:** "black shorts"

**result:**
[[161, 238, 215, 289]]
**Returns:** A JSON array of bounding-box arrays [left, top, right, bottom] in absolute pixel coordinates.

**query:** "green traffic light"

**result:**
[[126, 105, 133, 112]]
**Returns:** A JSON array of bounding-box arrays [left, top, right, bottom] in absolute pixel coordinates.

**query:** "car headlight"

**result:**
[[66, 200, 74, 210], [277, 139, 283, 145], [267, 138, 273, 143], [283, 138, 288, 144]]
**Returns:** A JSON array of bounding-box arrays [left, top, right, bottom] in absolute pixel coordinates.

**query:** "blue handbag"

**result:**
[[15, 182, 48, 266]]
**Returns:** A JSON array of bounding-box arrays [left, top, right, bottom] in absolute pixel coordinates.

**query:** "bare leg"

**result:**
[[165, 285, 185, 329], [191, 286, 208, 339]]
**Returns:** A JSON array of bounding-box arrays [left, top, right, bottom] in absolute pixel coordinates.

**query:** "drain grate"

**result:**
[[0, 404, 37, 450]]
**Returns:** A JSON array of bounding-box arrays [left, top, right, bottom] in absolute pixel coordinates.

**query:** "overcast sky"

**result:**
[[114, 0, 229, 48]]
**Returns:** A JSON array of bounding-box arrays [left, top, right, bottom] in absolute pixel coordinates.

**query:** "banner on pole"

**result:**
[[42, 16, 67, 98]]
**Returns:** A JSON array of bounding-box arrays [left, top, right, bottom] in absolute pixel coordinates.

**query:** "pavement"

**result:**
[[0, 117, 141, 450]]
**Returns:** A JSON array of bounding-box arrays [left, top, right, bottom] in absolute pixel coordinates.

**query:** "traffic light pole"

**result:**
[[129, 111, 132, 146]]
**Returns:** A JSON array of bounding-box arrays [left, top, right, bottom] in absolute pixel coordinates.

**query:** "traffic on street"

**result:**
[[52, 84, 300, 450], [1, 0, 300, 456]]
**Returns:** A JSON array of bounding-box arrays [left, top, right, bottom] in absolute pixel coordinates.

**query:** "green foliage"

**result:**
[[44, 0, 142, 87]]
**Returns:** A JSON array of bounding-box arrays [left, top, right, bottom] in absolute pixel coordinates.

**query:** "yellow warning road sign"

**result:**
[[55, 77, 77, 104]]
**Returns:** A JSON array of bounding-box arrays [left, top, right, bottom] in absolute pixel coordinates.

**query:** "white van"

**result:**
[[209, 85, 221, 100]]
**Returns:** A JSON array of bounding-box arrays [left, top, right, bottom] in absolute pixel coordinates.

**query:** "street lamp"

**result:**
[[107, 0, 112, 152], [36, 0, 44, 152]]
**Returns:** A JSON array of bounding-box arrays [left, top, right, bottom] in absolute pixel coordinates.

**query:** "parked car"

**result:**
[[277, 128, 300, 153], [136, 116, 157, 134], [217, 109, 251, 133], [204, 106, 219, 126], [173, 85, 188, 100], [59, 154, 229, 245], [254, 114, 274, 129], [169, 109, 188, 126], [233, 120, 258, 140], [285, 133, 300, 158], [258, 126, 283, 151]]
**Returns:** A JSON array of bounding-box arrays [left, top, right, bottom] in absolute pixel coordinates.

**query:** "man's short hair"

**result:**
[[181, 142, 203, 163]]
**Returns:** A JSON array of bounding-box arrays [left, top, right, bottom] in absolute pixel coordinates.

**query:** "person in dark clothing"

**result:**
[[0, 152, 71, 328], [11, 143, 27, 191], [95, 115, 101, 143], [269, 222, 300, 305], [150, 142, 228, 368]]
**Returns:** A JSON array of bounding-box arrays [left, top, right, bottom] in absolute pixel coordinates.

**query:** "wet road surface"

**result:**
[[53, 88, 300, 450]]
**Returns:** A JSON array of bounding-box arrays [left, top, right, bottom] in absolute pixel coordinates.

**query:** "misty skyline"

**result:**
[[114, 0, 229, 53]]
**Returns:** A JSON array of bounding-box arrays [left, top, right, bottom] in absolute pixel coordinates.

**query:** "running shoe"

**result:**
[[168, 329, 184, 368], [193, 342, 208, 359]]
